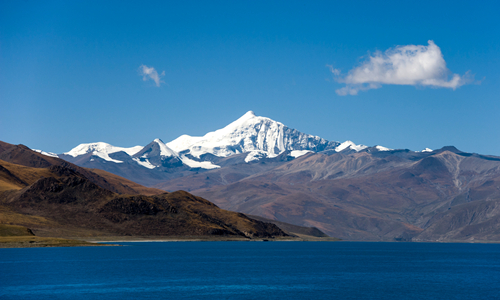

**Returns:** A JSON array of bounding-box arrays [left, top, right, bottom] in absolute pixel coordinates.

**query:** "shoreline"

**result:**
[[4, 235, 496, 248], [84, 234, 341, 244], [0, 236, 116, 248], [0, 233, 340, 248]]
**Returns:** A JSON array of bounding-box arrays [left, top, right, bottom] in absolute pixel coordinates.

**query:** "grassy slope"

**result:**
[[0, 224, 104, 248]]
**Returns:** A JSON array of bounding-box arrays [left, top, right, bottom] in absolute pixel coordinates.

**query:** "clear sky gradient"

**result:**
[[1, 1, 499, 155]]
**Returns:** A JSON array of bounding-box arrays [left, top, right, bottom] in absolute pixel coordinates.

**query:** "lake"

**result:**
[[1, 241, 499, 299]]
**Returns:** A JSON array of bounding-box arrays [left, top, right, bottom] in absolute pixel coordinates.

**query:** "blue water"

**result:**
[[1, 242, 499, 299]]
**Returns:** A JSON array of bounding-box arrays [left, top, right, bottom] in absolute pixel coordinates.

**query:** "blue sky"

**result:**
[[1, 1, 499, 155]]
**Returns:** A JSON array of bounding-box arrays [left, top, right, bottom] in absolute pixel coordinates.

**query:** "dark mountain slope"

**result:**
[[0, 159, 287, 239]]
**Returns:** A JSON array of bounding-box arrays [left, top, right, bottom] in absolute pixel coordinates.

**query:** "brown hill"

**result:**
[[1, 171, 285, 238], [0, 142, 288, 240], [0, 141, 164, 195]]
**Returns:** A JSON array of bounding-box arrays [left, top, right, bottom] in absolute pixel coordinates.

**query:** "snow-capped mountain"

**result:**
[[132, 139, 182, 169], [48, 111, 397, 173], [132, 139, 220, 170], [63, 142, 143, 163], [167, 111, 339, 162], [334, 141, 368, 153]]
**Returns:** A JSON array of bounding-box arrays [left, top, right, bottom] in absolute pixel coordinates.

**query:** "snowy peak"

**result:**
[[153, 138, 179, 158], [64, 142, 143, 163], [167, 135, 203, 153], [335, 141, 368, 153], [222, 110, 277, 134], [134, 139, 179, 159], [140, 139, 219, 169], [375, 145, 392, 152], [33, 149, 59, 158], [55, 111, 394, 170], [65, 142, 143, 158], [236, 110, 256, 122], [132, 139, 182, 169], [61, 139, 218, 170], [168, 111, 332, 159]]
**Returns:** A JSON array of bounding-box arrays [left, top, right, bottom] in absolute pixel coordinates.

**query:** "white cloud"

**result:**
[[139, 65, 165, 87], [331, 41, 474, 95], [326, 64, 341, 76]]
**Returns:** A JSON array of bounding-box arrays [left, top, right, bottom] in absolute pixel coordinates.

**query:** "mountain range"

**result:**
[[47, 111, 378, 185], [0, 140, 299, 241], [34, 111, 500, 242]]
